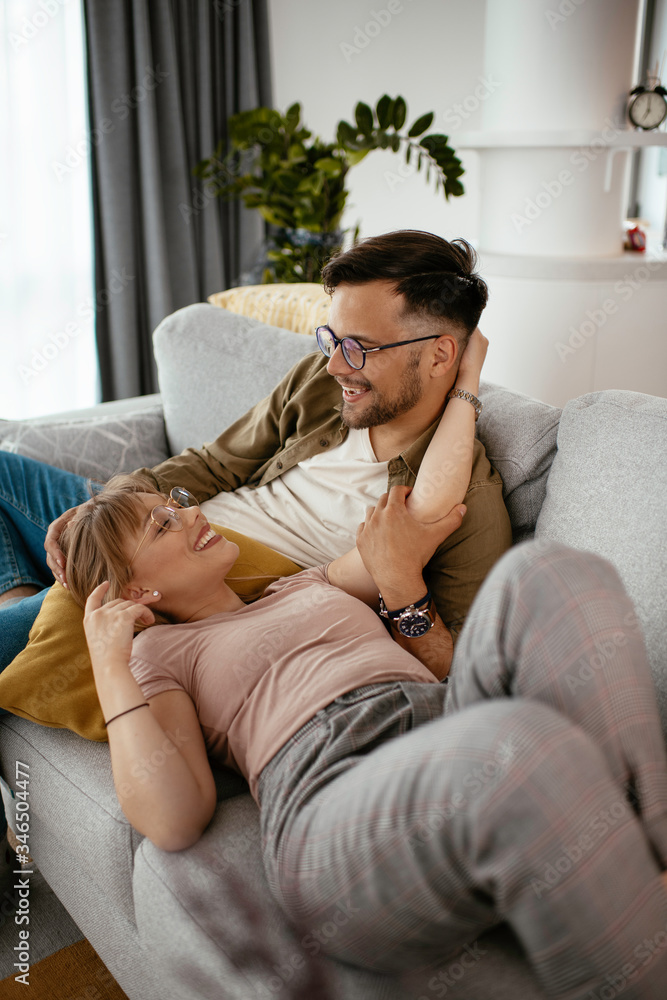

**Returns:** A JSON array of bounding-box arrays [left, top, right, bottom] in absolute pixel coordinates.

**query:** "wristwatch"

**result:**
[[379, 592, 435, 637]]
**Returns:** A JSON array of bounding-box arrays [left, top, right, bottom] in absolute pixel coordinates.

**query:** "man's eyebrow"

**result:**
[[329, 326, 381, 346]]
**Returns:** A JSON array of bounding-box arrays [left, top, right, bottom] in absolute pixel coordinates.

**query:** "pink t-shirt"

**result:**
[[129, 566, 437, 800]]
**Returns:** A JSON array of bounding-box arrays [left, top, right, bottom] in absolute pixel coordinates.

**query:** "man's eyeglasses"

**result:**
[[315, 325, 440, 371], [130, 487, 199, 564]]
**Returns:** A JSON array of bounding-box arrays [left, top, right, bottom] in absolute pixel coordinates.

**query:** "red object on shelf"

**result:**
[[624, 225, 647, 251]]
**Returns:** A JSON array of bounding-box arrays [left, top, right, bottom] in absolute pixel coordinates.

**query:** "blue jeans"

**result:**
[[0, 453, 96, 835]]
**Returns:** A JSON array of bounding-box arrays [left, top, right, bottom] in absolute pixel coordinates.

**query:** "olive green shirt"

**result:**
[[138, 352, 512, 642]]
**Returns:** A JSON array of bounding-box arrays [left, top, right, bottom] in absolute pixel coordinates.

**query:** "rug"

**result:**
[[0, 938, 129, 998]]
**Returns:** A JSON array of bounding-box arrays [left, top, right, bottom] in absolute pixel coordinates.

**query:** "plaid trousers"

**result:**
[[258, 541, 667, 999]]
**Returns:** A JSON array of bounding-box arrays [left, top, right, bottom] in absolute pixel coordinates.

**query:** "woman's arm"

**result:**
[[328, 328, 487, 605], [84, 583, 216, 851], [407, 327, 487, 521]]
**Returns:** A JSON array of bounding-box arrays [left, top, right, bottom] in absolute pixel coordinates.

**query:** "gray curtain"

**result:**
[[83, 0, 272, 401]]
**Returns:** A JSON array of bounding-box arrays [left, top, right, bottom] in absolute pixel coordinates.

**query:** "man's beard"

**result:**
[[341, 354, 424, 429]]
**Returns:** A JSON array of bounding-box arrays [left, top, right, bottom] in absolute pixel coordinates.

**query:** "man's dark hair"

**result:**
[[322, 230, 488, 343]]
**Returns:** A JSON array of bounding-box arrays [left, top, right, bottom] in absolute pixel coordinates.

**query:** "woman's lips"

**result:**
[[194, 524, 222, 551]]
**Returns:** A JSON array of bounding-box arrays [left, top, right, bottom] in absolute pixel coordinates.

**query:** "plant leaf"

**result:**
[[346, 148, 370, 166], [392, 96, 407, 130], [376, 94, 394, 129], [355, 102, 374, 135], [337, 120, 358, 146], [407, 112, 434, 137]]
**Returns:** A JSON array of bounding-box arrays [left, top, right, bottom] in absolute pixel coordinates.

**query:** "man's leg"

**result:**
[[0, 453, 95, 668], [263, 698, 667, 998], [447, 538, 667, 868]]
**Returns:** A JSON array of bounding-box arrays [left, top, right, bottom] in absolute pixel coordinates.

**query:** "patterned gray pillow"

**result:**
[[0, 403, 169, 484]]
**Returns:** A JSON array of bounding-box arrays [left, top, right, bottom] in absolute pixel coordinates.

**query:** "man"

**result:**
[[0, 230, 511, 675]]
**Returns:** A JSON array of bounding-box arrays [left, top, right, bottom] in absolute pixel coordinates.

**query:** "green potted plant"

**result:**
[[194, 95, 465, 284]]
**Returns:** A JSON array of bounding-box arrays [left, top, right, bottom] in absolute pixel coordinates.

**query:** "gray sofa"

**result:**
[[1, 303, 666, 1000]]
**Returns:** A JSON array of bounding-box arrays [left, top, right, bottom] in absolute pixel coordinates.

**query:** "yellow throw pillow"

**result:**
[[0, 526, 303, 742], [208, 282, 329, 337]]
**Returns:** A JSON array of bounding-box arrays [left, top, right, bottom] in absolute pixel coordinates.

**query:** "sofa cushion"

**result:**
[[477, 381, 561, 542], [153, 303, 317, 455], [134, 793, 545, 1000], [0, 713, 143, 925], [0, 398, 168, 483], [535, 390, 667, 736], [208, 282, 330, 336]]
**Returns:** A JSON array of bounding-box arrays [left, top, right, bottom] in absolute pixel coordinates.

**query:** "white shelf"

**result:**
[[479, 249, 667, 282], [454, 129, 667, 149]]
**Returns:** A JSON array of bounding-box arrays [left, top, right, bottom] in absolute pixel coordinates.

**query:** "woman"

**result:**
[[62, 333, 667, 999]]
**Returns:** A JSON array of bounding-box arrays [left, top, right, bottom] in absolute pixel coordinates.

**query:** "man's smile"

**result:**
[[337, 379, 371, 403]]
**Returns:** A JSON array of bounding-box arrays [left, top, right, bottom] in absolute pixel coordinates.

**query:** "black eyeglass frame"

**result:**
[[315, 325, 440, 370]]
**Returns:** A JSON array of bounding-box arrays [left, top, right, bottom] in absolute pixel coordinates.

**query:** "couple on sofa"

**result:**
[[1, 231, 667, 998]]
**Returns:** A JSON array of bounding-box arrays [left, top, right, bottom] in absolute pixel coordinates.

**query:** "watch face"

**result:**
[[629, 90, 667, 129], [397, 612, 432, 637]]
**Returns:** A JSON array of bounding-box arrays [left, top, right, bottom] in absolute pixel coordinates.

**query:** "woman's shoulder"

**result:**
[[262, 564, 331, 598]]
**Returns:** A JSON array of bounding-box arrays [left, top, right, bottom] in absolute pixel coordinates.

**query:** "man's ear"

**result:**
[[429, 333, 459, 378]]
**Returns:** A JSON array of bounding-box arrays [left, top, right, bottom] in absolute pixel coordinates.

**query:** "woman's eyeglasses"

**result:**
[[315, 325, 440, 371], [130, 487, 199, 564]]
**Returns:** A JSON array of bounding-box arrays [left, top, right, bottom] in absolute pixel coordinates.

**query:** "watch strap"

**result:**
[[379, 591, 432, 620]]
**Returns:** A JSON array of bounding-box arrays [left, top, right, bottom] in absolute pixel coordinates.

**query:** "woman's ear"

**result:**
[[125, 584, 162, 604]]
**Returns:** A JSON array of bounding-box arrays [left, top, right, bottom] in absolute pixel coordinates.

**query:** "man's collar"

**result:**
[[398, 416, 442, 478]]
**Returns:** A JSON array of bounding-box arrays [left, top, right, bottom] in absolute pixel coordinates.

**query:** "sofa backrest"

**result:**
[[476, 381, 561, 542], [536, 389, 667, 740], [153, 303, 316, 456]]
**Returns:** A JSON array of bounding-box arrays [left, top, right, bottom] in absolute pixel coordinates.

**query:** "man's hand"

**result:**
[[44, 504, 82, 586], [84, 582, 158, 672], [356, 485, 466, 604]]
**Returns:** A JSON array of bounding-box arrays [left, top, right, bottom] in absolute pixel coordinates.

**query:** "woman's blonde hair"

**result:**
[[60, 474, 174, 628]]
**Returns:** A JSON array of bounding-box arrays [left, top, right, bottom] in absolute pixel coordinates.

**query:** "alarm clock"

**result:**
[[628, 84, 667, 130]]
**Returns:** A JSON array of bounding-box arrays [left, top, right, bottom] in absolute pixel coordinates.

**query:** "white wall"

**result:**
[[267, 0, 488, 244]]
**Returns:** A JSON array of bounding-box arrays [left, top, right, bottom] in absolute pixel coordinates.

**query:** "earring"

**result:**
[[152, 591, 160, 598]]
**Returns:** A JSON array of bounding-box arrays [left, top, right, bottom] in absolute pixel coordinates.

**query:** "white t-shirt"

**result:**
[[199, 428, 388, 567]]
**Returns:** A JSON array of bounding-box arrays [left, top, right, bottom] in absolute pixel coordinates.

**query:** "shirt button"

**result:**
[[276, 460, 283, 469], [319, 438, 328, 447]]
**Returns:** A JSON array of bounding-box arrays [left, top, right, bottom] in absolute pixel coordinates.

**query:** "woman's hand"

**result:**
[[456, 326, 488, 392], [356, 485, 466, 598], [83, 582, 158, 672], [44, 504, 83, 586]]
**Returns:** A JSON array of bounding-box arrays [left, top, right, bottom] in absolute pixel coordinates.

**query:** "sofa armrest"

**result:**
[[0, 393, 170, 482]]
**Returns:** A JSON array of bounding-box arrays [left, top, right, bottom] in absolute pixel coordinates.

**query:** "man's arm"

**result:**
[[424, 454, 512, 644], [133, 352, 330, 501]]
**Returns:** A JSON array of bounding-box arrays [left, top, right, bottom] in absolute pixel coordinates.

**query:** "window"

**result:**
[[0, 0, 97, 420]]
